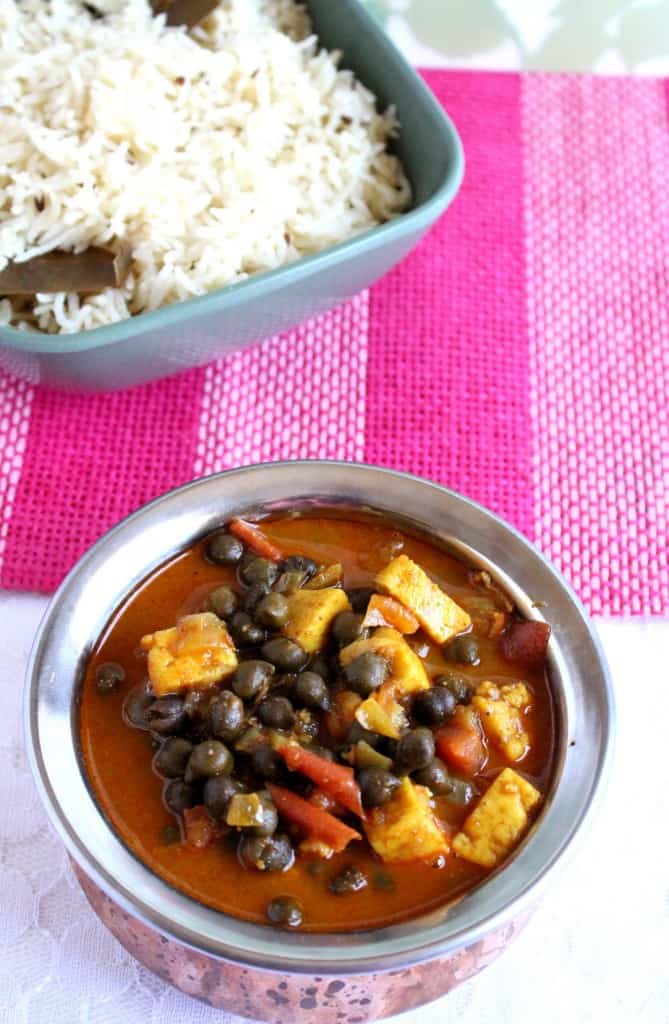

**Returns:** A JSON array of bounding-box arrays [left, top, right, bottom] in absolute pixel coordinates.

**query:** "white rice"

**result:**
[[0, 0, 410, 334]]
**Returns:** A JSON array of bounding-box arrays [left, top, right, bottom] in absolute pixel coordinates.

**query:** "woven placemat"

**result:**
[[1, 71, 667, 614]]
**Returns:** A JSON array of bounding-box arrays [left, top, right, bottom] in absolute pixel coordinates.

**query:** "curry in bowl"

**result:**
[[79, 512, 554, 933]]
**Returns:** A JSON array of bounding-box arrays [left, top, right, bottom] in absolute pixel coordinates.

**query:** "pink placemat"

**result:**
[[1, 70, 667, 615]]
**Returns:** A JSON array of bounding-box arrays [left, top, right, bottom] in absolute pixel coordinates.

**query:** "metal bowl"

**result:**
[[25, 462, 614, 1022]]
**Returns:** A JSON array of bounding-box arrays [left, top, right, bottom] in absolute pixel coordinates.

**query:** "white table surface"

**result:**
[[363, 0, 669, 74], [2, 591, 668, 1024]]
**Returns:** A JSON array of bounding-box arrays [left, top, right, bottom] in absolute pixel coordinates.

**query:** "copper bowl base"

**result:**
[[76, 867, 529, 1023]]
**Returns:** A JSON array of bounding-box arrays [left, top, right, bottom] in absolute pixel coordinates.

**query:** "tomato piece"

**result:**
[[278, 744, 363, 816], [361, 594, 420, 634], [228, 519, 283, 562], [435, 721, 487, 775], [500, 620, 551, 667], [267, 783, 361, 853], [182, 806, 220, 849]]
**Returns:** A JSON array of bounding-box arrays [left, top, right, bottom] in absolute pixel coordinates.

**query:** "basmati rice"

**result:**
[[0, 0, 410, 333]]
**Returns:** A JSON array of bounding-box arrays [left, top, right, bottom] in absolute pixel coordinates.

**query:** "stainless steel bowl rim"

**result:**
[[25, 461, 615, 975]]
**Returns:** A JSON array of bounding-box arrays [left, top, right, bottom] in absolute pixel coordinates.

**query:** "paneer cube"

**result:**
[[365, 777, 449, 863], [495, 681, 532, 709], [339, 627, 430, 738], [472, 681, 532, 761], [375, 554, 471, 644], [282, 587, 351, 653], [452, 767, 541, 869], [141, 612, 237, 695]]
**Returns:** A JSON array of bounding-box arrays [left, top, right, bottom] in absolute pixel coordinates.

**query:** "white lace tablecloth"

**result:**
[[1, 591, 668, 1024]]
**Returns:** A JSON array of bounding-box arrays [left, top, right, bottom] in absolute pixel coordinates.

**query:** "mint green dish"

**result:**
[[0, 0, 463, 392]]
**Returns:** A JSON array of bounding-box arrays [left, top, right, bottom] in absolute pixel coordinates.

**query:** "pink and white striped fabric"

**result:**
[[0, 71, 667, 614]]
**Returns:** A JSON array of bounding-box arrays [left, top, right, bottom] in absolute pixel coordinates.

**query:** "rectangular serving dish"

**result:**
[[0, 0, 464, 392]]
